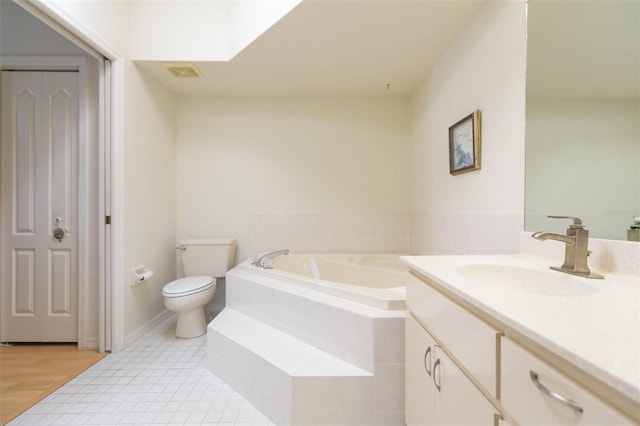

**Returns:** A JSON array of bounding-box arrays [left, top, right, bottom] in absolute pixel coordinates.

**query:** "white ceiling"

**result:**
[[8, 0, 634, 99], [135, 0, 485, 96]]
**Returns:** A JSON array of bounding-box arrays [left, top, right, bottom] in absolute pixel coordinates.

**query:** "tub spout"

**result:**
[[252, 249, 290, 269]]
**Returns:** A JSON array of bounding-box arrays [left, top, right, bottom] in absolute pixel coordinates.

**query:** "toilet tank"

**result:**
[[179, 238, 236, 278]]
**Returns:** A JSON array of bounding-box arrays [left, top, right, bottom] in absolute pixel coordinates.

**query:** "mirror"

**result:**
[[524, 0, 639, 241]]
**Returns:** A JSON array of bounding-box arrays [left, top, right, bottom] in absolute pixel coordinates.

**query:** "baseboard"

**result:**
[[124, 309, 174, 349]]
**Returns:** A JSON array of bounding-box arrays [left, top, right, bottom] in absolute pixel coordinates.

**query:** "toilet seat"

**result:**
[[162, 276, 214, 298]]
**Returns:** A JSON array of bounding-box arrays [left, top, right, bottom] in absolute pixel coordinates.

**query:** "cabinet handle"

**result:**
[[433, 358, 442, 392], [423, 346, 432, 377], [529, 370, 584, 413]]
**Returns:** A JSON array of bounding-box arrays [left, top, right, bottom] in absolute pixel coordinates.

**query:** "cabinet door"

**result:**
[[406, 314, 436, 426], [407, 274, 499, 397], [433, 346, 499, 425], [502, 338, 633, 425]]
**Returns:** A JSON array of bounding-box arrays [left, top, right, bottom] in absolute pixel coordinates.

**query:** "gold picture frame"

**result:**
[[448, 110, 481, 175]]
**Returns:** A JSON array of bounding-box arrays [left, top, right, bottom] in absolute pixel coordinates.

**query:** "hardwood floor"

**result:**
[[0, 343, 107, 425]]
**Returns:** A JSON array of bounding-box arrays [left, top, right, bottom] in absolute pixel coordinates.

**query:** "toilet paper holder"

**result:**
[[130, 265, 154, 286]]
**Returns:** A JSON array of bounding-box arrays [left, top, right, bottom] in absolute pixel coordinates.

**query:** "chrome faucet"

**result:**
[[531, 215, 603, 279], [251, 249, 290, 269]]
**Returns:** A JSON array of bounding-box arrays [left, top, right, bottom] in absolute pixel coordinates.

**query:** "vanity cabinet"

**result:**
[[403, 255, 640, 426], [501, 337, 634, 425], [406, 274, 500, 397], [406, 315, 499, 425], [405, 269, 502, 426]]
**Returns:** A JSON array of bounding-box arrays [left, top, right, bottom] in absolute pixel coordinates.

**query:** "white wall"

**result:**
[[176, 96, 411, 263], [130, 1, 232, 61], [410, 0, 527, 255], [526, 99, 640, 240], [130, 0, 301, 61], [121, 63, 177, 342]]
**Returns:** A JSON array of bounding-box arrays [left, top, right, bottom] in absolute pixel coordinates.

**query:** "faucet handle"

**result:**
[[547, 215, 584, 229]]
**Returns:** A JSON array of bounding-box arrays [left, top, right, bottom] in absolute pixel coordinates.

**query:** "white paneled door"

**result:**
[[1, 70, 79, 342]]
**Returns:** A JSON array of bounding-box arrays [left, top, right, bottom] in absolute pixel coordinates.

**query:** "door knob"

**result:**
[[53, 217, 66, 242]]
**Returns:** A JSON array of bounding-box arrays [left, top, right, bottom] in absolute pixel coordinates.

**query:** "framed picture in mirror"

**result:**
[[449, 110, 481, 175]]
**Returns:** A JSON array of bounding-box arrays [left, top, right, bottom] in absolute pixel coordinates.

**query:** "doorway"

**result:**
[[0, 0, 112, 350], [0, 69, 80, 342]]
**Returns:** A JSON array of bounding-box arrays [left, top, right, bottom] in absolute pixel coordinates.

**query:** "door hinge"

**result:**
[[105, 216, 111, 225]]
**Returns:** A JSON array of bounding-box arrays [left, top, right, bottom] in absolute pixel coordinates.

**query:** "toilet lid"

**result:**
[[163, 276, 215, 298]]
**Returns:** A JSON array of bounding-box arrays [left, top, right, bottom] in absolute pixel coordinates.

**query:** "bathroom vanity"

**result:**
[[402, 253, 640, 425]]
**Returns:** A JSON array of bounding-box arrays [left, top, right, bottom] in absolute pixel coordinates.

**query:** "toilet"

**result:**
[[163, 238, 236, 338]]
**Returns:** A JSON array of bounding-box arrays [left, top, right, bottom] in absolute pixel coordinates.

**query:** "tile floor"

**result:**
[[8, 316, 274, 426]]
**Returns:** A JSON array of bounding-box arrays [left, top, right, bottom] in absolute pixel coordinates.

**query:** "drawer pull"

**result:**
[[423, 346, 432, 377], [529, 370, 584, 413], [433, 358, 442, 392]]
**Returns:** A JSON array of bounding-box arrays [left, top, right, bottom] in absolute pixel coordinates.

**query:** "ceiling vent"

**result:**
[[163, 63, 203, 78]]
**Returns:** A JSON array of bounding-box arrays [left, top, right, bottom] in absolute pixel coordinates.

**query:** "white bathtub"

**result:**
[[212, 253, 407, 424], [235, 253, 407, 310]]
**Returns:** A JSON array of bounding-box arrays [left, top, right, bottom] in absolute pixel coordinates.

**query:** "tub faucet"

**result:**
[[531, 215, 603, 279], [252, 249, 290, 269]]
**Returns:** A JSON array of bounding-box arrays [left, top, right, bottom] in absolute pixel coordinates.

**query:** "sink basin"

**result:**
[[455, 264, 601, 297]]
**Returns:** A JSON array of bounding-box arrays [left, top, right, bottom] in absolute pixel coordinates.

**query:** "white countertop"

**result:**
[[401, 253, 640, 406]]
